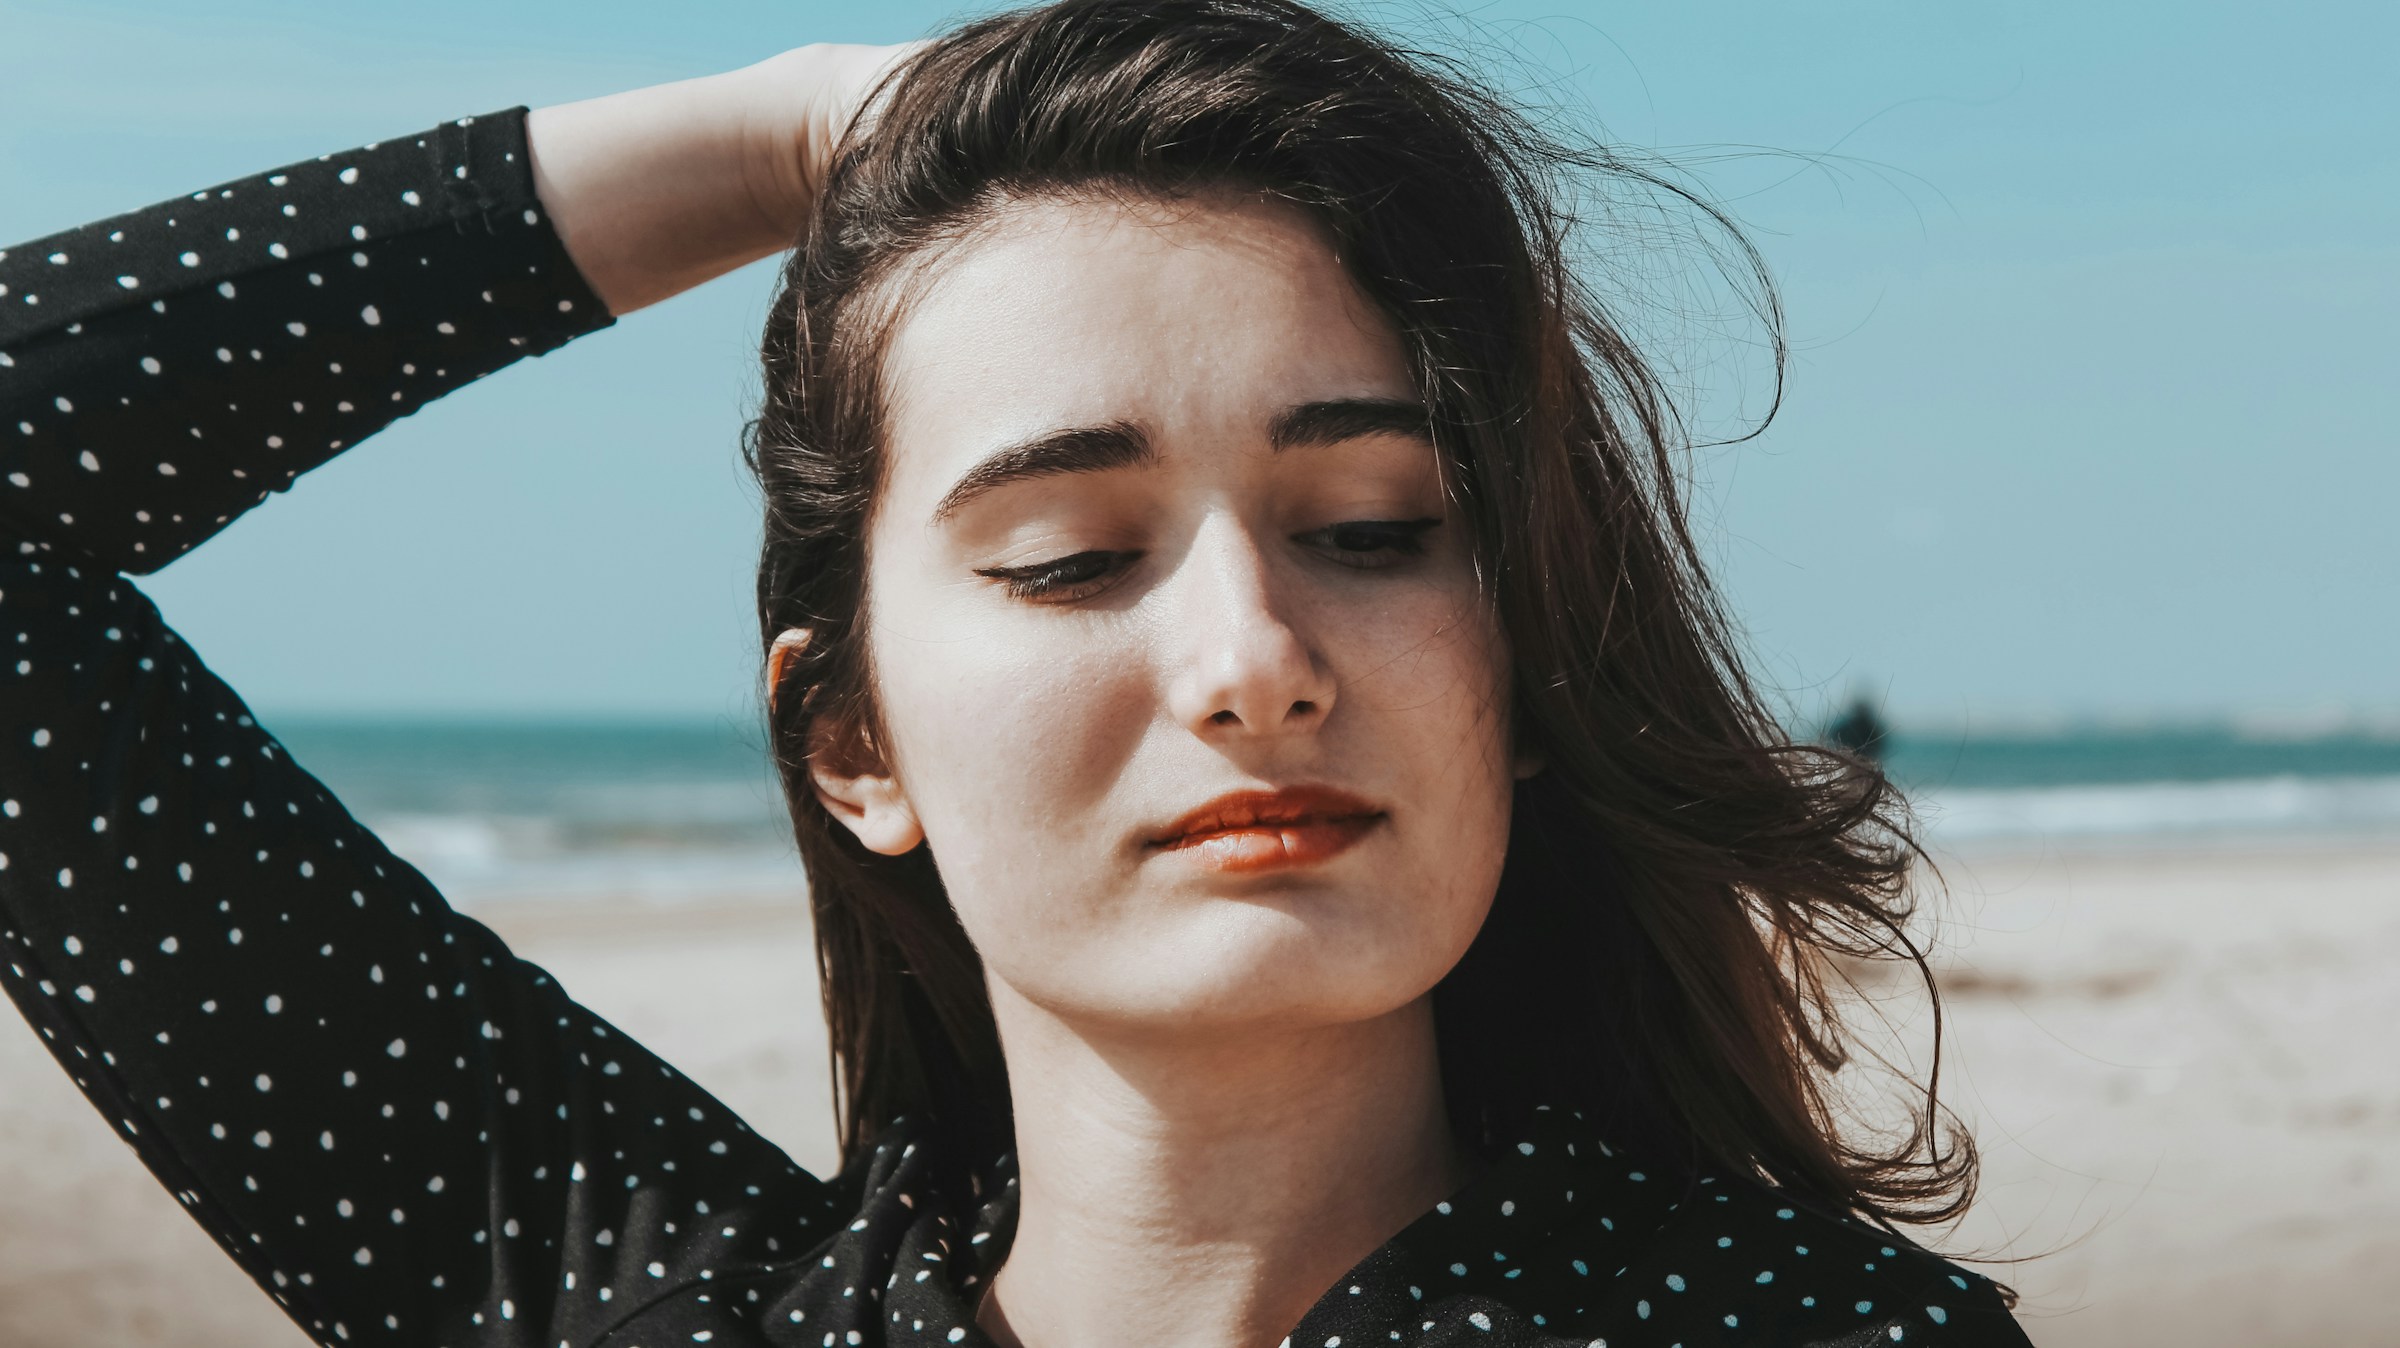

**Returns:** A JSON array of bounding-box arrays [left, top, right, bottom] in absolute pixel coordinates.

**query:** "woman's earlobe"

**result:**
[[806, 733, 916, 849], [805, 709, 925, 856], [810, 759, 926, 856]]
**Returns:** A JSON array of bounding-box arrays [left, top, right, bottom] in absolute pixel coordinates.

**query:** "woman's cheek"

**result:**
[[1363, 585, 1516, 882], [1337, 581, 1507, 731], [879, 606, 1152, 875], [890, 623, 1160, 1002]]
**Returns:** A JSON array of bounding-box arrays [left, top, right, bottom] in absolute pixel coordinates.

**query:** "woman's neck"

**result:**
[[974, 987, 1469, 1348]]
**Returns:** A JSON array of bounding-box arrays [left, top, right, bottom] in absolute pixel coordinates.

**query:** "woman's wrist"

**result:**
[[526, 44, 909, 317]]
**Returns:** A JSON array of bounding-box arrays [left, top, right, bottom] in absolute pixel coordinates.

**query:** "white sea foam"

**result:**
[[1919, 774, 2400, 841], [366, 812, 805, 907]]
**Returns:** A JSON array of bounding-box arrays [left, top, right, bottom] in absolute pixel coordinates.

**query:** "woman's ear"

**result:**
[[811, 756, 926, 856], [766, 627, 812, 717], [770, 627, 926, 856]]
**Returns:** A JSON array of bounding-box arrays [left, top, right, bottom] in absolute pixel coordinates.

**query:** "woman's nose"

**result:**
[[1162, 521, 1338, 740]]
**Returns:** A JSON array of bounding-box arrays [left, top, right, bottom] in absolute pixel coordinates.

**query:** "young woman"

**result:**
[[0, 1, 2030, 1343]]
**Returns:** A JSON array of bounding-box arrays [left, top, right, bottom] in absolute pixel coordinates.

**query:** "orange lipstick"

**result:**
[[1148, 786, 1385, 874]]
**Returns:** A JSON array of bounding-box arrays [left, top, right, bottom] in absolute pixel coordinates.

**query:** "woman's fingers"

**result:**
[[769, 41, 934, 213]]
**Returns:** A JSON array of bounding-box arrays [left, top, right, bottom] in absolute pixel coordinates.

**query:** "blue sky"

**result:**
[[4, 0, 2392, 724]]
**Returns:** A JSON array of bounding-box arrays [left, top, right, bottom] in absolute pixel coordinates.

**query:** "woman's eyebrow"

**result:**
[[1268, 397, 1433, 451], [928, 398, 1432, 523], [931, 421, 1154, 521]]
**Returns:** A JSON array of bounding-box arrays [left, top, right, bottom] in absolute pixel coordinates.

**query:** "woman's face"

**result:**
[[812, 192, 1518, 1037]]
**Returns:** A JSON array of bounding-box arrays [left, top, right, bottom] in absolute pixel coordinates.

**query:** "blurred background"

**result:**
[[2, 0, 2393, 1343]]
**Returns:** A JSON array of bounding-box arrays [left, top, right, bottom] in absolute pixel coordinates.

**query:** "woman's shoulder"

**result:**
[[1593, 1166, 2027, 1346], [1391, 1107, 2027, 1345]]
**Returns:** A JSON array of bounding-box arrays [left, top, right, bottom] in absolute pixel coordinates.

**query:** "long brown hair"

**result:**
[[748, 0, 1972, 1229]]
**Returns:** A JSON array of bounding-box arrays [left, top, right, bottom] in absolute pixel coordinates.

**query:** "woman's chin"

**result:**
[[1037, 907, 1464, 1034]]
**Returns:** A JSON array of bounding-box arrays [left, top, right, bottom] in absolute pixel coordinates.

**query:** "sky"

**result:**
[[3, 0, 2393, 726]]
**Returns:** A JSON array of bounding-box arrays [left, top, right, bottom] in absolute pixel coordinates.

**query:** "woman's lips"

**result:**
[[1147, 787, 1386, 874]]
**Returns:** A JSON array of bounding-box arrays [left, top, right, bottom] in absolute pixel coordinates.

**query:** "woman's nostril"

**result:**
[[1211, 709, 1241, 726], [1290, 701, 1316, 717]]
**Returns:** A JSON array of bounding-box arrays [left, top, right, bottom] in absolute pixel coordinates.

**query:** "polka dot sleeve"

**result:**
[[0, 109, 605, 573], [0, 112, 841, 1348]]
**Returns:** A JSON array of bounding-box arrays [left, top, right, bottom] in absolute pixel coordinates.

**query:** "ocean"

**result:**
[[262, 716, 2400, 906], [1881, 724, 2400, 846]]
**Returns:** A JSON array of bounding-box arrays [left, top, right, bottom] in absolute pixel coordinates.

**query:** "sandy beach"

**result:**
[[3, 838, 2395, 1345]]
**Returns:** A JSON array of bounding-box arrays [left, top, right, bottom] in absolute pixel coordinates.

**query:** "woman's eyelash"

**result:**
[[977, 518, 1442, 602], [975, 550, 1136, 601], [1305, 517, 1443, 562]]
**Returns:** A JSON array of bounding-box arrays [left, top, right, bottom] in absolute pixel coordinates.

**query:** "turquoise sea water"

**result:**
[[271, 717, 802, 905], [1880, 726, 2400, 791], [263, 716, 2400, 903], [1879, 724, 2400, 848]]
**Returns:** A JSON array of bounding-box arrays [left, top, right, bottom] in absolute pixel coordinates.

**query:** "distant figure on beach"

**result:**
[[1827, 693, 1894, 765], [0, 3, 2029, 1343]]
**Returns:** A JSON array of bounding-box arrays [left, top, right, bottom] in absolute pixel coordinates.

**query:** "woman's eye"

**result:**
[[1299, 517, 1443, 566], [974, 550, 1138, 602], [976, 520, 1436, 602]]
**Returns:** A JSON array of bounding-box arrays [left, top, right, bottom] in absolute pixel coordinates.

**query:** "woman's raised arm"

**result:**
[[0, 49, 907, 1347], [527, 44, 917, 317]]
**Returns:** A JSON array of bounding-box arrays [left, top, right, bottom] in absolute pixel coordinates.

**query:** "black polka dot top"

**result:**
[[0, 108, 2032, 1348]]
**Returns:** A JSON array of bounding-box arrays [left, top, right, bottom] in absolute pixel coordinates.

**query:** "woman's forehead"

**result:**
[[875, 192, 1416, 483]]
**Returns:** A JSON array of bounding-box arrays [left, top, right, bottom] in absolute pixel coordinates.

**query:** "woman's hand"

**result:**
[[527, 42, 923, 318]]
